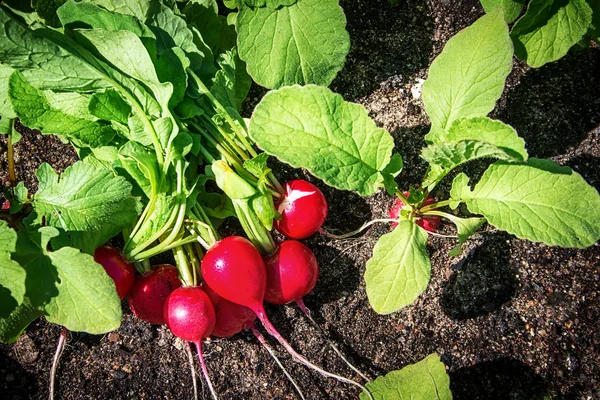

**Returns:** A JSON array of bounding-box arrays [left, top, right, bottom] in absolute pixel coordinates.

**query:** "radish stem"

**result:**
[[254, 307, 374, 400], [49, 327, 67, 400], [251, 326, 306, 400], [319, 218, 399, 239], [7, 119, 16, 186], [193, 341, 218, 400], [184, 342, 199, 400], [295, 299, 370, 381]]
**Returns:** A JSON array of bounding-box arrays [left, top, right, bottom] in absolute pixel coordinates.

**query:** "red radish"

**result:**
[[164, 286, 218, 400], [201, 236, 372, 397], [390, 192, 441, 232], [201, 236, 266, 313], [1, 200, 10, 210], [164, 286, 216, 342], [263, 240, 319, 305], [128, 264, 182, 324], [93, 245, 135, 300], [275, 180, 328, 239], [204, 285, 256, 338]]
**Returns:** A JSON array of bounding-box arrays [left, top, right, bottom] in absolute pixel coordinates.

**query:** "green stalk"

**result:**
[[173, 246, 194, 287], [7, 119, 16, 186], [420, 200, 452, 213], [233, 201, 276, 255]]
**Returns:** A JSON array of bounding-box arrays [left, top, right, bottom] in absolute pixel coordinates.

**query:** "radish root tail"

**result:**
[[255, 307, 374, 400], [184, 342, 199, 400], [193, 341, 218, 400], [296, 299, 370, 381], [49, 327, 68, 400], [251, 326, 306, 400]]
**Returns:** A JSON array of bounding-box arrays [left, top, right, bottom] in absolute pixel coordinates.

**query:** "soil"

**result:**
[[1, 0, 600, 399]]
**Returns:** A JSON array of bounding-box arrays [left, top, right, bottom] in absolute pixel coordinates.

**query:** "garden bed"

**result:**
[[1, 0, 599, 399]]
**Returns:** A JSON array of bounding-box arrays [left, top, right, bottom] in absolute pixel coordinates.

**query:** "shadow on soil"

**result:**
[[441, 233, 518, 320], [0, 351, 40, 400], [450, 357, 551, 400], [332, 0, 434, 101], [498, 48, 600, 158]]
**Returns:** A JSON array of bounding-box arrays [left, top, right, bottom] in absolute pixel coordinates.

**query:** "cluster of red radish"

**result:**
[[93, 180, 343, 395], [93, 181, 438, 397]]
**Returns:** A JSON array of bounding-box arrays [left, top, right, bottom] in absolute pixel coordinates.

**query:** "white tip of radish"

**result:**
[[278, 185, 316, 214]]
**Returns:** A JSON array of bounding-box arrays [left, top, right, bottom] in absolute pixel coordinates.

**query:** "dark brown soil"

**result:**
[[1, 0, 600, 399]]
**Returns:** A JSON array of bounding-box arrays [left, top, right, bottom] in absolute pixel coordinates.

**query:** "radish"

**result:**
[[93, 246, 135, 300], [203, 284, 256, 338], [275, 180, 328, 239], [390, 192, 441, 232], [263, 240, 319, 305], [263, 240, 370, 382], [128, 264, 182, 324], [164, 286, 217, 400], [1, 200, 10, 210], [201, 236, 373, 398]]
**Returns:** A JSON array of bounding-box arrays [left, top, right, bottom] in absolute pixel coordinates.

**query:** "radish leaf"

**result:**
[[31, 162, 141, 254], [511, 0, 593, 68], [0, 7, 111, 92], [365, 221, 430, 314], [422, 10, 513, 142], [480, 0, 525, 23], [422, 117, 527, 190], [8, 72, 117, 148], [0, 221, 26, 318], [359, 354, 451, 400], [12, 226, 122, 334], [250, 85, 395, 196], [463, 159, 600, 248], [237, 0, 349, 88]]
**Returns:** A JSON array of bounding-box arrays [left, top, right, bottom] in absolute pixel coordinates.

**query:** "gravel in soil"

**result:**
[[1, 0, 600, 399]]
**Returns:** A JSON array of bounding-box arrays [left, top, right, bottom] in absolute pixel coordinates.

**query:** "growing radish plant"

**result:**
[[249, 9, 600, 316], [479, 0, 599, 68]]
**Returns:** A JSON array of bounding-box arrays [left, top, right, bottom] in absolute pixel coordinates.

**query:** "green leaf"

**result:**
[[89, 89, 132, 124], [446, 117, 527, 158], [480, 0, 526, 23], [211, 49, 252, 112], [359, 354, 452, 400], [148, 4, 215, 78], [0, 7, 111, 92], [0, 297, 42, 344], [250, 85, 395, 196], [0, 64, 16, 119], [183, 1, 236, 57], [463, 159, 600, 248], [44, 246, 122, 332], [8, 71, 117, 148], [365, 221, 431, 314], [428, 212, 486, 256], [58, 1, 155, 41], [74, 28, 173, 113], [80, 0, 160, 21], [422, 11, 513, 142], [511, 0, 593, 68], [381, 153, 403, 196], [237, 0, 350, 88], [449, 173, 471, 209], [12, 226, 122, 334], [243, 0, 297, 7], [243, 153, 271, 178], [0, 221, 26, 318], [212, 160, 257, 199], [31, 162, 141, 254], [421, 117, 527, 187]]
